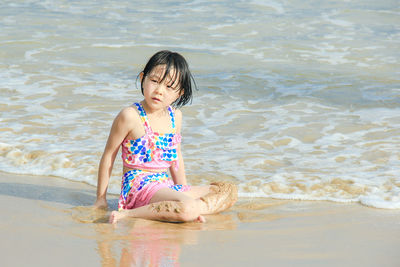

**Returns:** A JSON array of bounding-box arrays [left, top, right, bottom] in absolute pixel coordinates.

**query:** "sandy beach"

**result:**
[[1, 171, 399, 267]]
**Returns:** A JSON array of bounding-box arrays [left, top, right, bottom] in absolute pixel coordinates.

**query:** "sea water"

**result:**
[[1, 0, 399, 209]]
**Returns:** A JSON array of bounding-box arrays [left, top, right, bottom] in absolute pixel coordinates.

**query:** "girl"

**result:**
[[94, 50, 237, 223]]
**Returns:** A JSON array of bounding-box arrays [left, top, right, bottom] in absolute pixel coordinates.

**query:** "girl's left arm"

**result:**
[[170, 144, 187, 185], [170, 109, 188, 185]]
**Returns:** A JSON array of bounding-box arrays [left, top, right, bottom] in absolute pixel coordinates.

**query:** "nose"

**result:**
[[154, 83, 166, 95]]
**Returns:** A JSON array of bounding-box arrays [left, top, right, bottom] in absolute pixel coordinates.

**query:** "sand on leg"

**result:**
[[110, 183, 238, 223], [109, 200, 205, 223], [151, 184, 238, 215], [110, 188, 205, 224], [199, 182, 238, 214]]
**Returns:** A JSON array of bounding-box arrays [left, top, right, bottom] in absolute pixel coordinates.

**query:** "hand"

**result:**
[[94, 197, 108, 210]]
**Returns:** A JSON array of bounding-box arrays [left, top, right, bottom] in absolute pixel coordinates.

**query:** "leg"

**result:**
[[199, 182, 238, 214], [148, 183, 238, 216], [109, 200, 204, 223], [172, 182, 238, 215], [151, 183, 238, 216], [110, 183, 238, 223], [149, 187, 198, 203], [110, 188, 206, 224], [181, 185, 211, 199]]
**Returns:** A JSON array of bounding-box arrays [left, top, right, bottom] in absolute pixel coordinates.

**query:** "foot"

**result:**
[[195, 215, 206, 223], [109, 210, 127, 224]]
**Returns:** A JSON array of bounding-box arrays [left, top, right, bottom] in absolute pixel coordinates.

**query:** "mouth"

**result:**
[[152, 97, 161, 102]]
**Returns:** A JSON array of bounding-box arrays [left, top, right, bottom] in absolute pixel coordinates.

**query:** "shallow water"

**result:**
[[1, 0, 399, 209]]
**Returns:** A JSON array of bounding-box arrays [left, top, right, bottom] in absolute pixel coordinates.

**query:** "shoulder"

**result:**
[[173, 108, 182, 120], [119, 106, 137, 119], [115, 105, 141, 126], [172, 108, 183, 125], [172, 108, 183, 132]]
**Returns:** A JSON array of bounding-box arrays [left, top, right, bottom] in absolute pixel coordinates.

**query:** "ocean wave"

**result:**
[[1, 0, 399, 209]]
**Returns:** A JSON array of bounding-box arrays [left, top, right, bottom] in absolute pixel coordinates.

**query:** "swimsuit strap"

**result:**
[[134, 102, 176, 134], [167, 105, 177, 134], [134, 102, 152, 134]]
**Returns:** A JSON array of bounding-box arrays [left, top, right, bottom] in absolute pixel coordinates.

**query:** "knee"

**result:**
[[210, 182, 238, 199], [174, 200, 200, 222], [150, 200, 201, 222]]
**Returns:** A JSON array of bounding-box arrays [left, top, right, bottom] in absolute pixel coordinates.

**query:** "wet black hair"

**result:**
[[139, 50, 196, 108]]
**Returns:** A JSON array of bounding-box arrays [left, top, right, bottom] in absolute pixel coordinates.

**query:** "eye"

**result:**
[[167, 81, 180, 90]]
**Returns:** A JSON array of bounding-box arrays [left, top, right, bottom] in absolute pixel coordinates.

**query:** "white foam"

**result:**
[[360, 196, 400, 210], [91, 42, 136, 48], [250, 0, 285, 14], [207, 23, 235, 30], [322, 13, 354, 27]]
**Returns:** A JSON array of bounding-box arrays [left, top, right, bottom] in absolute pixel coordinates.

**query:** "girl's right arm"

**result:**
[[94, 108, 135, 209]]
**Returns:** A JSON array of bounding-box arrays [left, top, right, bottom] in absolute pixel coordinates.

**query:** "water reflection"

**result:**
[[93, 214, 237, 267]]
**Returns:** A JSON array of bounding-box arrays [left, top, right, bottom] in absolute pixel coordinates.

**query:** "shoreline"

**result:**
[[1, 171, 399, 266]]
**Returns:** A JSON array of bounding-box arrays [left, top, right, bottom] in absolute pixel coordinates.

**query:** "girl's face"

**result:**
[[141, 65, 182, 110]]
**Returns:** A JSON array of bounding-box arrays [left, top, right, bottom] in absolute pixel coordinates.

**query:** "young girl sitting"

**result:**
[[94, 50, 237, 223]]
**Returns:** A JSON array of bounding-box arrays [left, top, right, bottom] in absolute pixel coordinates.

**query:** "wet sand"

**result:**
[[1, 171, 399, 267]]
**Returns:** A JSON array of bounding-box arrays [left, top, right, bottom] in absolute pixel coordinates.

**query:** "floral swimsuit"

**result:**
[[118, 102, 190, 210]]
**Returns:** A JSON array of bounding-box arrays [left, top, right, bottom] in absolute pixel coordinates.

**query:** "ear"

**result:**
[[139, 72, 144, 82]]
